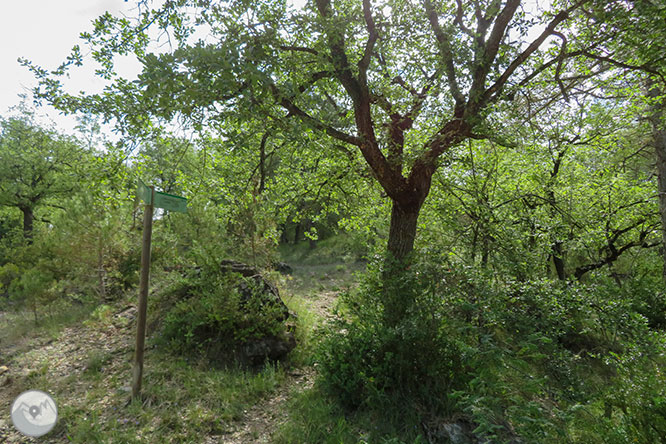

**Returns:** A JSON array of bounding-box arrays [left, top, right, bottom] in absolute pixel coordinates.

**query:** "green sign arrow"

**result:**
[[137, 180, 187, 212], [137, 180, 152, 204], [154, 191, 187, 213]]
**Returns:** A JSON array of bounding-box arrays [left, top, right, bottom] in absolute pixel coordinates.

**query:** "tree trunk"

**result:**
[[20, 206, 34, 243], [98, 234, 107, 300], [386, 200, 421, 262], [648, 84, 666, 284], [551, 241, 566, 280], [258, 132, 268, 194]]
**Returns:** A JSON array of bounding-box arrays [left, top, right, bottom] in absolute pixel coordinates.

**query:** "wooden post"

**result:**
[[132, 186, 154, 401]]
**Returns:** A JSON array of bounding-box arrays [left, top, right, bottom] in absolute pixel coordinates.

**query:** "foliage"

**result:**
[[314, 255, 666, 442], [158, 261, 291, 364], [446, 266, 665, 442], [318, 258, 468, 419], [8, 265, 55, 322], [0, 114, 83, 239], [1, 1, 666, 442]]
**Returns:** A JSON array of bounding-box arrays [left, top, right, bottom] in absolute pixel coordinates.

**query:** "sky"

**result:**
[[0, 0, 141, 134]]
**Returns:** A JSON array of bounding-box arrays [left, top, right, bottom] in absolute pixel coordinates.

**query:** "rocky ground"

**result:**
[[0, 263, 347, 443]]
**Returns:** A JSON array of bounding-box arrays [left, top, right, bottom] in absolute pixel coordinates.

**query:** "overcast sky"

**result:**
[[0, 1, 141, 134]]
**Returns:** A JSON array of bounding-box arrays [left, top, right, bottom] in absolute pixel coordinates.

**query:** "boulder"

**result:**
[[219, 260, 295, 364], [220, 259, 261, 277], [274, 261, 293, 275]]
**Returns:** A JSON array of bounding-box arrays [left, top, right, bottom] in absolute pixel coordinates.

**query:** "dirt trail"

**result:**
[[221, 367, 316, 444], [0, 281, 340, 443]]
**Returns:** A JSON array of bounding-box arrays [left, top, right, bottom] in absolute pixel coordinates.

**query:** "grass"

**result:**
[[273, 387, 359, 444], [0, 242, 369, 443], [273, 385, 430, 444], [59, 355, 287, 443], [1, 289, 294, 443], [0, 299, 95, 353]]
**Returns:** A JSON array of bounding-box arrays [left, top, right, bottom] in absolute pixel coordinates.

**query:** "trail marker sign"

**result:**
[[137, 180, 187, 213], [137, 180, 152, 205], [132, 180, 187, 401], [154, 191, 187, 213]]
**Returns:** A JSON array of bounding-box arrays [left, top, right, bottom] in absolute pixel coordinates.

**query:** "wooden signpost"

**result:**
[[132, 180, 187, 401]]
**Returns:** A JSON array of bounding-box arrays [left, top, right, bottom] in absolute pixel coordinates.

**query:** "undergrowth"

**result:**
[[300, 256, 666, 443]]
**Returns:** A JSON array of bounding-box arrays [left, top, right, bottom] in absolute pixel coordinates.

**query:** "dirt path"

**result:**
[[0, 282, 341, 443], [221, 367, 316, 444]]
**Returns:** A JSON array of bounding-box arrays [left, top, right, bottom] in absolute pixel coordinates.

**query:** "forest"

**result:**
[[1, 0, 665, 442]]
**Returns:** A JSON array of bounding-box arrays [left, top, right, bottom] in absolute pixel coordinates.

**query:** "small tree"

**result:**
[[9, 267, 54, 324], [0, 115, 82, 241]]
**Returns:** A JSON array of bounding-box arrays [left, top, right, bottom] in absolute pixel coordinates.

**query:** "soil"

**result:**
[[0, 275, 341, 443]]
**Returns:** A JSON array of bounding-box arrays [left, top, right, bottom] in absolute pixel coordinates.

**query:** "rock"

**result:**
[[274, 261, 293, 274], [218, 260, 296, 364], [220, 260, 261, 277], [0, 365, 8, 375], [112, 306, 137, 329], [241, 334, 297, 366], [236, 275, 290, 322], [443, 423, 470, 444], [423, 420, 479, 444]]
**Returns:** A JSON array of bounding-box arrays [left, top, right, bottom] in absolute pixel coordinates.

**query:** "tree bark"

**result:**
[[386, 200, 422, 262], [20, 205, 34, 243], [551, 241, 566, 281], [648, 84, 666, 284]]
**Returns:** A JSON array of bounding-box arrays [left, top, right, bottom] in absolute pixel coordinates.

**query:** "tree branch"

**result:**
[[315, 0, 362, 103], [278, 45, 319, 56], [424, 0, 465, 111], [552, 31, 570, 101], [359, 0, 379, 85], [271, 84, 361, 146], [481, 1, 583, 107], [580, 50, 666, 82], [468, 0, 520, 112]]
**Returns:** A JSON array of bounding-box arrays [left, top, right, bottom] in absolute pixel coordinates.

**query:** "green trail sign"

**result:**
[[137, 180, 152, 205], [154, 191, 187, 213], [137, 180, 188, 213]]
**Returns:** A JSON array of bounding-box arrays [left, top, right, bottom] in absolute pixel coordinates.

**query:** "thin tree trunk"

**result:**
[[551, 241, 566, 281], [293, 221, 300, 244], [648, 84, 666, 284], [98, 234, 107, 300], [258, 132, 268, 194]]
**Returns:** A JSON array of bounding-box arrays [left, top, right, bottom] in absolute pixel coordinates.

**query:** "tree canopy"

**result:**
[[25, 0, 622, 261]]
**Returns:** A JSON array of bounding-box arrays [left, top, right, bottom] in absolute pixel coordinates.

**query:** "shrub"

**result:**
[[318, 256, 666, 442], [158, 262, 291, 365], [8, 266, 55, 322], [317, 257, 468, 419]]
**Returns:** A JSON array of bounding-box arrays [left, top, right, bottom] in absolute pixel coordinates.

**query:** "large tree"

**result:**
[[26, 0, 601, 262]]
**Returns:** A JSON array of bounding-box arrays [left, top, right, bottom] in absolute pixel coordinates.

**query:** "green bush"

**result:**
[[445, 270, 665, 443], [159, 262, 290, 364], [8, 266, 55, 322], [317, 258, 468, 418], [317, 256, 666, 442]]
